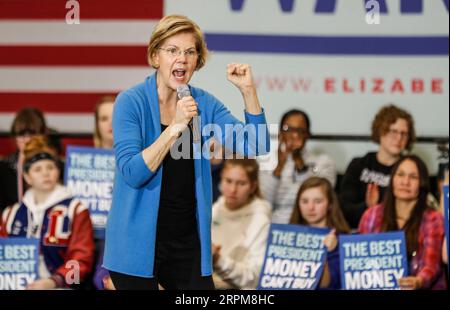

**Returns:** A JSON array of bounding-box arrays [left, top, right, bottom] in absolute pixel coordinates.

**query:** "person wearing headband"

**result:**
[[0, 136, 95, 289]]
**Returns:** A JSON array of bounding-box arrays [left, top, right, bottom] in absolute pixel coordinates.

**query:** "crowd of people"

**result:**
[[0, 14, 448, 291], [0, 100, 448, 290]]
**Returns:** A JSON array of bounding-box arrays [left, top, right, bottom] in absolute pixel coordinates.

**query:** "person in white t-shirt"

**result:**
[[212, 158, 272, 290], [260, 109, 336, 224]]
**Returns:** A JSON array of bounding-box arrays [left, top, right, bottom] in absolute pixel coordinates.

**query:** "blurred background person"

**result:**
[[340, 104, 416, 229], [359, 155, 446, 290], [211, 158, 271, 290], [290, 177, 350, 290], [1, 107, 61, 209], [0, 136, 95, 289], [93, 96, 115, 149], [260, 109, 336, 224]]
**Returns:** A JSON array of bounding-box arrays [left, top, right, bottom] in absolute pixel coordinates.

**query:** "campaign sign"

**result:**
[[64, 146, 115, 239], [339, 232, 408, 290], [444, 185, 449, 273], [258, 224, 329, 290], [0, 238, 39, 290]]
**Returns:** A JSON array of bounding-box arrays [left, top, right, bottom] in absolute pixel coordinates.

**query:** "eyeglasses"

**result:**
[[387, 129, 409, 140], [158, 47, 199, 59], [281, 125, 308, 136]]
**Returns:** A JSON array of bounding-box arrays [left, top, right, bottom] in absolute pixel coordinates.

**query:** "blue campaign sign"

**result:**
[[339, 232, 408, 290], [0, 238, 39, 290], [257, 224, 330, 290], [64, 145, 115, 239], [444, 185, 449, 273]]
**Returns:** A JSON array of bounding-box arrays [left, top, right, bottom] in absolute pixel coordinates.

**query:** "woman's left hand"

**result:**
[[398, 276, 423, 290], [227, 63, 255, 93], [323, 229, 337, 252], [26, 278, 57, 290]]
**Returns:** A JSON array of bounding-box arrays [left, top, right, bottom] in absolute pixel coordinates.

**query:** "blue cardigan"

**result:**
[[103, 73, 270, 277]]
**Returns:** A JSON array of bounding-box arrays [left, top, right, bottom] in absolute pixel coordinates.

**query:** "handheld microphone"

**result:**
[[177, 84, 201, 143]]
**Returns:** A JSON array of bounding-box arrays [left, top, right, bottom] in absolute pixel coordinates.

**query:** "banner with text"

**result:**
[[0, 237, 39, 290], [339, 231, 408, 290], [64, 145, 115, 239], [258, 223, 329, 290]]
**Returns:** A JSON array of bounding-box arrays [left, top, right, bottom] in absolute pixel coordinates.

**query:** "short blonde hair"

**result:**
[[147, 15, 208, 71]]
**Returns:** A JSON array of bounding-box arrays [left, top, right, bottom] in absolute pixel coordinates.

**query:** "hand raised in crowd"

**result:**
[[273, 140, 289, 178], [274, 138, 304, 178], [292, 148, 305, 173], [398, 276, 423, 290], [365, 183, 380, 207], [26, 278, 57, 290], [323, 229, 338, 252]]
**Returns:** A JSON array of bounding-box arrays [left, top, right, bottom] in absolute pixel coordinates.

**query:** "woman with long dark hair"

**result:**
[[359, 155, 446, 290]]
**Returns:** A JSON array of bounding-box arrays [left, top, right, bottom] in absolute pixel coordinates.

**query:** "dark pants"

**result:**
[[109, 230, 214, 290]]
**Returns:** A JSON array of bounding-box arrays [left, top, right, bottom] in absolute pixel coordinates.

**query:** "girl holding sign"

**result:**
[[290, 177, 350, 290], [359, 155, 447, 290], [0, 136, 95, 289]]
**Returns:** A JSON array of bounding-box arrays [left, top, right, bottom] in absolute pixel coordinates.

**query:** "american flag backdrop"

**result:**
[[1, 0, 448, 172], [0, 0, 163, 140]]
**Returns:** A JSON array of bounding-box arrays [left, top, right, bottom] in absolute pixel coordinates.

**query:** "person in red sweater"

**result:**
[[359, 155, 446, 290]]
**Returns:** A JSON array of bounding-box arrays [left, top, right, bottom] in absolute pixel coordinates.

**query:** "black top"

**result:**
[[338, 152, 394, 229], [157, 124, 197, 237]]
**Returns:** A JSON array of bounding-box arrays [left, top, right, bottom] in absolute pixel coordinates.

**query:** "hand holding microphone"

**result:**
[[172, 85, 200, 142]]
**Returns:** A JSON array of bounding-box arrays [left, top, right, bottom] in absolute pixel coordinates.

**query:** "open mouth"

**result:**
[[172, 69, 187, 80]]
